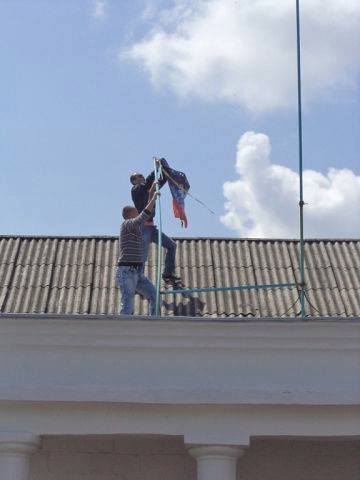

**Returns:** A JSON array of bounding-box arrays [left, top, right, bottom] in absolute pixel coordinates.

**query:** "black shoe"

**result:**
[[162, 273, 182, 284]]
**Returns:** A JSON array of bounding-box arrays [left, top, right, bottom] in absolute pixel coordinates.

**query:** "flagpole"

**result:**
[[154, 158, 163, 316]]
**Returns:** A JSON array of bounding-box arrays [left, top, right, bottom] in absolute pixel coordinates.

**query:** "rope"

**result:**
[[279, 292, 301, 317], [161, 168, 215, 215], [303, 290, 347, 317]]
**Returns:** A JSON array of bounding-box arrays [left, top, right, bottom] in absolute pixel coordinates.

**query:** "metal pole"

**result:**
[[154, 158, 163, 316], [161, 283, 297, 296], [296, 0, 306, 317]]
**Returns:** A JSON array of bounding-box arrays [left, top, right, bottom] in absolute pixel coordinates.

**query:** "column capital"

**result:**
[[0, 432, 40, 455], [187, 445, 246, 459], [187, 444, 246, 480]]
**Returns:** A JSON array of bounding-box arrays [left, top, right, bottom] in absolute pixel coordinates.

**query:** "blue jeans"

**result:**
[[116, 265, 156, 315], [142, 225, 176, 276]]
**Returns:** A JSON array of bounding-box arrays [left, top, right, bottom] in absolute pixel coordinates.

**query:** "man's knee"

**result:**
[[141, 285, 156, 302]]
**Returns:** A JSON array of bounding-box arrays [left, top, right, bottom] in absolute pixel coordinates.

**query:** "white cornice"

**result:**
[[0, 316, 359, 406]]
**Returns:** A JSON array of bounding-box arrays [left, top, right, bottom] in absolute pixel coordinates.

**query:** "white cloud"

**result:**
[[92, 0, 107, 20], [124, 0, 360, 112], [221, 131, 360, 237]]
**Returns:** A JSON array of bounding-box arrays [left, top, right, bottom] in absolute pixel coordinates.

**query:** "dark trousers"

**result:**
[[142, 225, 176, 275]]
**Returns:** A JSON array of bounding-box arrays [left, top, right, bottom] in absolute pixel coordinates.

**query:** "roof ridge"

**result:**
[[1, 235, 360, 242]]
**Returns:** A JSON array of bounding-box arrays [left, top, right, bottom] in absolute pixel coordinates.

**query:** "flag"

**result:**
[[161, 159, 190, 228]]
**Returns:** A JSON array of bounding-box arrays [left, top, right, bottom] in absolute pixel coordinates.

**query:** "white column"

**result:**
[[0, 432, 40, 480], [188, 445, 245, 480]]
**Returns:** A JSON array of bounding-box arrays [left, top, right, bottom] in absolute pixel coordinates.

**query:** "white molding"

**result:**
[[0, 402, 359, 445], [188, 445, 246, 458], [0, 386, 357, 404]]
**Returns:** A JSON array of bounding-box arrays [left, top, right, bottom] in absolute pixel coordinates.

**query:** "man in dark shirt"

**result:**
[[116, 192, 159, 315], [130, 158, 180, 284]]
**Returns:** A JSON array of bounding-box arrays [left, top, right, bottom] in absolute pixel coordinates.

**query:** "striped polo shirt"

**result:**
[[118, 210, 151, 265]]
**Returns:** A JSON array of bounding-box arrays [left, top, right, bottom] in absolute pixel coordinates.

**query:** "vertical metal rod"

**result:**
[[154, 158, 163, 316], [296, 0, 306, 317]]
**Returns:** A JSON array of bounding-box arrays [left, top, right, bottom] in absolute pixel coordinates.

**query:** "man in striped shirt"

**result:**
[[116, 192, 159, 315]]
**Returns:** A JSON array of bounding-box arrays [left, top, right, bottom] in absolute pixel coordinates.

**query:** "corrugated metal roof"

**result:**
[[0, 236, 359, 317]]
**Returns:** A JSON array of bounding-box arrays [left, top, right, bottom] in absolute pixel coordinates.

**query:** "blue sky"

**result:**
[[1, 0, 359, 238]]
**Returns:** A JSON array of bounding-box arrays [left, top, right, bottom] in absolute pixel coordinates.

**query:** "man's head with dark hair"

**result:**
[[122, 205, 138, 220], [130, 172, 145, 186]]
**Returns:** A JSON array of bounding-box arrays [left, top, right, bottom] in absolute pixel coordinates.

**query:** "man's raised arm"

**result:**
[[128, 192, 160, 228]]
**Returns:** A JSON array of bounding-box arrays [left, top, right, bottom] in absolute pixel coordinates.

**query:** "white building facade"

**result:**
[[0, 314, 359, 479]]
